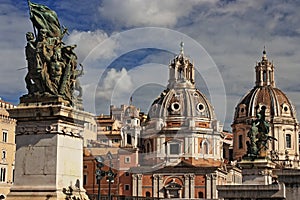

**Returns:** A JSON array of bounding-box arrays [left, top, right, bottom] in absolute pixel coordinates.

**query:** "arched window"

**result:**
[[203, 141, 209, 154], [286, 134, 291, 148], [263, 70, 267, 82], [238, 135, 243, 149], [146, 141, 151, 153]]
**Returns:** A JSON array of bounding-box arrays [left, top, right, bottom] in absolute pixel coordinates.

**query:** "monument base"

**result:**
[[239, 158, 276, 185], [6, 105, 90, 200], [7, 188, 89, 200]]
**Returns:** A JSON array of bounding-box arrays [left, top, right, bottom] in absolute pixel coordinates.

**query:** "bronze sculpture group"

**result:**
[[24, 1, 83, 107], [246, 106, 277, 159]]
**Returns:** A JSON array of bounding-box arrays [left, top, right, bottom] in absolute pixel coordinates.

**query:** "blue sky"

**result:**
[[1, 0, 300, 130]]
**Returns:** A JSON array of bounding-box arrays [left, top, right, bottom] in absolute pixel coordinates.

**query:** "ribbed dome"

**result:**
[[149, 87, 215, 121], [234, 86, 297, 122]]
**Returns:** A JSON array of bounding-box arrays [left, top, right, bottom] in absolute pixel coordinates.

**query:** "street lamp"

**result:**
[[95, 152, 116, 200], [95, 155, 105, 200], [106, 151, 116, 200]]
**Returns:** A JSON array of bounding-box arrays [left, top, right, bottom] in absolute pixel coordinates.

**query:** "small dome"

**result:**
[[125, 105, 139, 118]]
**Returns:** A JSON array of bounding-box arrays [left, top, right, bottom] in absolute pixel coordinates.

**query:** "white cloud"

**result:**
[[98, 0, 215, 27], [64, 29, 115, 63], [95, 68, 134, 113], [1, 0, 300, 130]]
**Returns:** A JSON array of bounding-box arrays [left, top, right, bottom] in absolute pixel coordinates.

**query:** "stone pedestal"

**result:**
[[239, 158, 276, 185], [6, 104, 90, 200]]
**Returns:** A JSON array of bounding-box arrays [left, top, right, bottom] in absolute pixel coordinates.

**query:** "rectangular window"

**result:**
[[112, 139, 119, 143], [238, 135, 243, 149], [124, 184, 130, 191], [0, 168, 6, 182], [127, 134, 132, 145], [170, 143, 180, 155], [2, 131, 7, 143], [106, 126, 112, 131], [125, 157, 131, 164], [286, 134, 292, 148], [2, 150, 6, 159], [83, 174, 87, 185]]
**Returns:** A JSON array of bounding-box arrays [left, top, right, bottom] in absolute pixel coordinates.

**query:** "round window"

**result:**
[[171, 102, 181, 111], [284, 106, 288, 112], [197, 103, 205, 112]]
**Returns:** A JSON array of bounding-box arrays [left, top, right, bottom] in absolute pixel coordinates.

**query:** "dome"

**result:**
[[233, 50, 297, 123], [124, 105, 139, 118], [234, 86, 297, 122], [149, 88, 215, 121], [148, 42, 216, 123]]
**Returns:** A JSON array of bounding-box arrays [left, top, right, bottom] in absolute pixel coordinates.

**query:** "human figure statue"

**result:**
[[25, 32, 37, 94], [246, 121, 258, 157], [49, 53, 64, 92], [73, 64, 84, 98], [22, 1, 83, 108]]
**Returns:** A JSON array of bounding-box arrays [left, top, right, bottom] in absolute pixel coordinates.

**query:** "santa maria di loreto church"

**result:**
[[1, 1, 300, 200]]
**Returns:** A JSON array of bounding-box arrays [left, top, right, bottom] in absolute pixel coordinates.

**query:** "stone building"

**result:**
[[83, 104, 142, 198], [0, 99, 16, 197], [232, 50, 299, 162]]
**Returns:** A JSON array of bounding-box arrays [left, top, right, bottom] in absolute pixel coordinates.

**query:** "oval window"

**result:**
[[171, 102, 181, 111], [197, 103, 205, 112]]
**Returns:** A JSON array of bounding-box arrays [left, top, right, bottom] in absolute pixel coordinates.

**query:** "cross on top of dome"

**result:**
[[262, 46, 267, 60], [180, 41, 184, 55]]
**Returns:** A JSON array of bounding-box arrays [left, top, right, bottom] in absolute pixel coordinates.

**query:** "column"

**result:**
[[184, 174, 190, 198], [153, 175, 158, 198], [157, 137, 161, 154], [132, 174, 137, 196], [185, 137, 189, 156], [194, 138, 198, 155], [161, 137, 166, 157], [190, 174, 195, 199], [212, 173, 217, 199], [137, 174, 143, 196], [158, 175, 164, 198], [206, 174, 211, 199]]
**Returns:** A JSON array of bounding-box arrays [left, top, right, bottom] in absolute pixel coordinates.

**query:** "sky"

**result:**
[[1, 0, 300, 130]]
